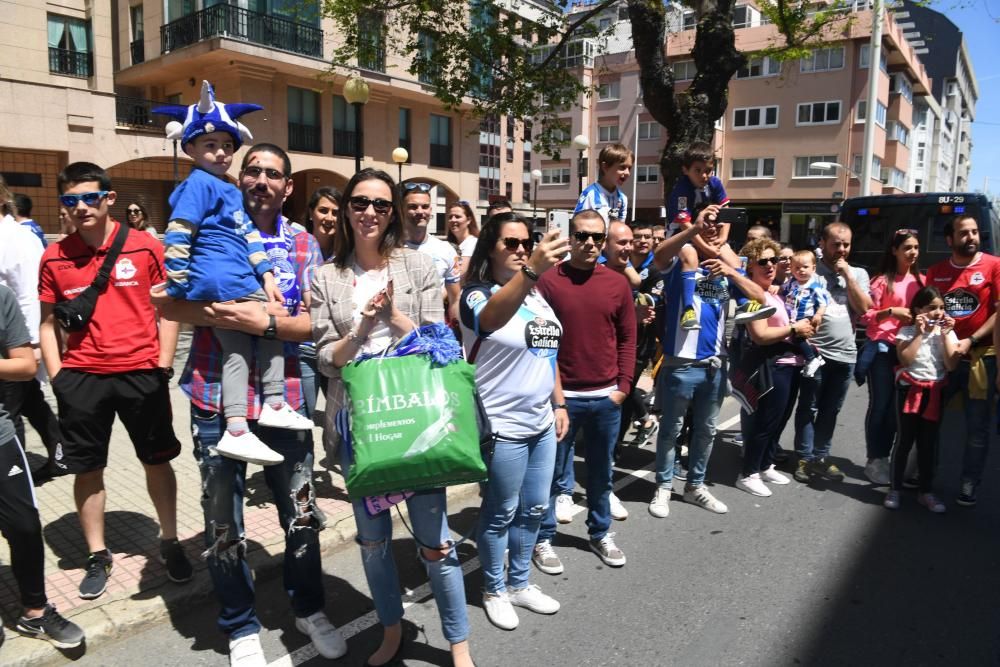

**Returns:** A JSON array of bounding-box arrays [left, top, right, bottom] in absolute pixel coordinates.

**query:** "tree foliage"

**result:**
[[322, 0, 859, 191]]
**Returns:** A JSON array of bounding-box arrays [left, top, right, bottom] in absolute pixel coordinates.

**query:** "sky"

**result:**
[[944, 0, 1000, 193]]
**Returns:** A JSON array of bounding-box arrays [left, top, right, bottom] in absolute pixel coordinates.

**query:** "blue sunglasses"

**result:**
[[60, 191, 109, 207]]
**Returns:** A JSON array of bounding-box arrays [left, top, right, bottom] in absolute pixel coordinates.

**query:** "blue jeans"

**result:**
[[191, 405, 324, 640], [654, 364, 726, 488], [538, 396, 621, 543], [298, 345, 319, 420], [945, 355, 997, 486], [741, 364, 799, 477], [864, 346, 898, 460], [341, 452, 469, 644], [478, 425, 556, 593], [792, 358, 854, 461]]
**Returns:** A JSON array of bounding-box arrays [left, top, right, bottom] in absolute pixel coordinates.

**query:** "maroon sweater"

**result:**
[[536, 262, 637, 394]]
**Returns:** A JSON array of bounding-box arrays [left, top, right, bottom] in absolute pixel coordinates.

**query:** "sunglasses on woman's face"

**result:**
[[127, 208, 141, 214], [572, 231, 607, 244], [348, 195, 393, 215], [501, 237, 532, 252], [756, 256, 779, 266]]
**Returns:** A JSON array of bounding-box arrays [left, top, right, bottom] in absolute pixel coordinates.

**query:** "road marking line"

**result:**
[[269, 406, 741, 665]]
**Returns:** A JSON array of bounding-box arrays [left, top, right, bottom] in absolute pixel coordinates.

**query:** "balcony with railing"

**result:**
[[333, 129, 359, 157], [160, 4, 323, 58], [358, 45, 386, 73], [430, 143, 453, 168], [49, 47, 92, 77], [288, 122, 322, 153], [115, 96, 170, 132], [130, 39, 144, 64]]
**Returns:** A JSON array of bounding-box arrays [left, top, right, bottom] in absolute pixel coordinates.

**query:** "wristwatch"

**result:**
[[262, 314, 278, 340], [521, 265, 540, 281], [159, 366, 175, 380], [553, 403, 568, 411]]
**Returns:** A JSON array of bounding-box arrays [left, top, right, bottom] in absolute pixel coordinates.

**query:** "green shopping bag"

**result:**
[[341, 354, 488, 498]]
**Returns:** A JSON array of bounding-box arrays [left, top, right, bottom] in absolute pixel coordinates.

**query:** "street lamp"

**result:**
[[343, 74, 370, 175], [392, 147, 409, 183], [571, 133, 590, 195], [531, 168, 542, 226]]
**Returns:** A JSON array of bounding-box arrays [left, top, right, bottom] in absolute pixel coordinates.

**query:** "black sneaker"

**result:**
[[78, 550, 113, 600], [956, 480, 978, 507], [16, 604, 85, 648], [160, 538, 193, 583]]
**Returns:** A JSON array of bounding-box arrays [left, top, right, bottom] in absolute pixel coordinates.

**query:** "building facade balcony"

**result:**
[[115, 96, 170, 132], [160, 4, 323, 59], [288, 122, 322, 154], [49, 47, 92, 78]]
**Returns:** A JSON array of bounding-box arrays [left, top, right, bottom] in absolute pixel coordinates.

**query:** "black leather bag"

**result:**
[[53, 223, 130, 332]]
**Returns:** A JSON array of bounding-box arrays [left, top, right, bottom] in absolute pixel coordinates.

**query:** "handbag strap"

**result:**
[[91, 222, 130, 291]]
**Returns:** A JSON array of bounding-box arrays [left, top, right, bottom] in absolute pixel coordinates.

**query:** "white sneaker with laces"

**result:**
[[216, 431, 284, 466], [508, 584, 560, 614], [760, 465, 790, 485], [736, 473, 772, 497], [802, 355, 825, 378], [294, 611, 348, 659], [258, 402, 315, 431], [483, 591, 519, 630], [609, 491, 629, 520], [229, 633, 267, 667], [554, 494, 575, 524], [648, 487, 670, 518], [864, 457, 891, 485], [683, 485, 728, 513]]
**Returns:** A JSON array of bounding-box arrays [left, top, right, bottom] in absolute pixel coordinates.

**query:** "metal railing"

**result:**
[[115, 96, 171, 132], [358, 45, 386, 73], [430, 143, 452, 168], [130, 39, 144, 64], [288, 122, 322, 153], [160, 4, 323, 58], [333, 129, 359, 157], [49, 47, 92, 77]]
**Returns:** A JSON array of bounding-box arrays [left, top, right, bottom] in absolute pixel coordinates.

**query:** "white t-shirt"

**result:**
[[895, 325, 957, 382], [350, 263, 391, 356], [405, 235, 461, 285], [459, 283, 562, 439], [458, 236, 477, 259], [0, 214, 43, 343]]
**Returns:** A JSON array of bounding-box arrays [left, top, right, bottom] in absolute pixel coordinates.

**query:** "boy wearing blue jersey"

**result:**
[[152, 82, 313, 466], [575, 144, 633, 223]]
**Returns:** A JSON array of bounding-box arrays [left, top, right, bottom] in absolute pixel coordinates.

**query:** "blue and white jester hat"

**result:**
[[152, 81, 262, 150]]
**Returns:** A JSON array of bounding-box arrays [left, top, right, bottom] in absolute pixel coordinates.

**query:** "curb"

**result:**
[[5, 483, 483, 667]]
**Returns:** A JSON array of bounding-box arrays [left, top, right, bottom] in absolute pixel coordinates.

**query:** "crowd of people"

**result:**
[[0, 85, 995, 667]]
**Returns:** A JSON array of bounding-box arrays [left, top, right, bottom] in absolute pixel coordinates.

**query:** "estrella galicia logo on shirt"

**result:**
[[525, 317, 560, 358], [114, 257, 137, 280], [943, 288, 979, 318], [696, 278, 729, 306]]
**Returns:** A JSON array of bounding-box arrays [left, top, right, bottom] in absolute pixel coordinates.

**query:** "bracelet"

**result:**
[[552, 403, 568, 410], [346, 328, 368, 344], [521, 265, 540, 281]]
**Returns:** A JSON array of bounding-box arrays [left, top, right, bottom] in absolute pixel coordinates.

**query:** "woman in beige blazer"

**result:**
[[310, 169, 474, 667]]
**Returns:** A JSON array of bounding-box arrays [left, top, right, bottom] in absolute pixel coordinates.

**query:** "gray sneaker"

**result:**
[[589, 532, 626, 567], [682, 485, 728, 514], [532, 540, 564, 575]]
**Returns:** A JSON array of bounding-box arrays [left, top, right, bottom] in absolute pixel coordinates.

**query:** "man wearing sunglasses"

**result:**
[[533, 209, 636, 573], [400, 182, 461, 323]]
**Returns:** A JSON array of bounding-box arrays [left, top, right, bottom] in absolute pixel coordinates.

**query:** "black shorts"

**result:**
[[52, 368, 181, 473]]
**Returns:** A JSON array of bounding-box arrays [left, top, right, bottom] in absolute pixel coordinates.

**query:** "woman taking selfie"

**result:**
[[311, 169, 473, 667]]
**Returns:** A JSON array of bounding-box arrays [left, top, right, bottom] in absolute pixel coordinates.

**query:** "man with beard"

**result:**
[[789, 223, 871, 483], [929, 215, 1000, 506], [401, 183, 461, 323]]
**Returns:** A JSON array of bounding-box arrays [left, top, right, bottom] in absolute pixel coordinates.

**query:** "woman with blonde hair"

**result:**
[[446, 200, 480, 275]]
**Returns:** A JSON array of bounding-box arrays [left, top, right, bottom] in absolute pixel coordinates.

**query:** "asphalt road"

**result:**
[[64, 382, 1000, 667]]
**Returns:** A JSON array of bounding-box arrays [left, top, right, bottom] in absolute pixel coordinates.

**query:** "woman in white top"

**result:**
[[446, 201, 479, 276], [310, 169, 474, 667], [125, 202, 158, 238], [459, 213, 570, 631]]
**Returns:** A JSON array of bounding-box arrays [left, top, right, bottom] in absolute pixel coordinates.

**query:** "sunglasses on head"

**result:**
[[572, 231, 607, 244], [243, 165, 286, 181], [756, 256, 779, 266], [403, 182, 432, 193], [895, 228, 919, 236], [349, 195, 393, 215], [457, 199, 472, 206], [501, 237, 532, 252], [59, 191, 109, 207]]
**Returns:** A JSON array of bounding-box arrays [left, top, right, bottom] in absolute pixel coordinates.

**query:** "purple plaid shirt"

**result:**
[[180, 218, 322, 418]]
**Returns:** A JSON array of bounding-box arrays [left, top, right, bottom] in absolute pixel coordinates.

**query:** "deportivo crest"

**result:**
[[970, 271, 985, 286], [115, 257, 137, 280]]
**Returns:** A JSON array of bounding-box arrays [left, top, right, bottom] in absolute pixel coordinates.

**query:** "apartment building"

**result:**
[[1, 0, 555, 233], [532, 0, 934, 247]]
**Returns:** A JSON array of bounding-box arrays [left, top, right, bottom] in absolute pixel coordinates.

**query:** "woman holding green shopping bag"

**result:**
[[311, 168, 474, 667]]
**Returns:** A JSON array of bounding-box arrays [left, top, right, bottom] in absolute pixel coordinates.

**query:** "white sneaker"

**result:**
[[683, 485, 729, 513], [760, 465, 790, 485], [508, 584, 560, 614], [295, 611, 348, 659], [864, 457, 891, 486], [736, 473, 772, 497], [801, 355, 825, 378], [648, 488, 671, 518], [216, 430, 284, 466], [229, 633, 267, 667], [554, 494, 575, 524], [483, 591, 519, 630], [609, 491, 629, 520], [258, 402, 315, 431]]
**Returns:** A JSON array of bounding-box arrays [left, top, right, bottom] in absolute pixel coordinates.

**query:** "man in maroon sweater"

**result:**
[[531, 209, 636, 573]]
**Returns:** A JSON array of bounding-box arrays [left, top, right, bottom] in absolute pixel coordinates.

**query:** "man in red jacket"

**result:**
[[531, 209, 636, 575]]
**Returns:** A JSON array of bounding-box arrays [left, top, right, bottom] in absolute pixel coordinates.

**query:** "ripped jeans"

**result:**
[[478, 425, 557, 593], [191, 404, 324, 640], [342, 451, 469, 644]]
